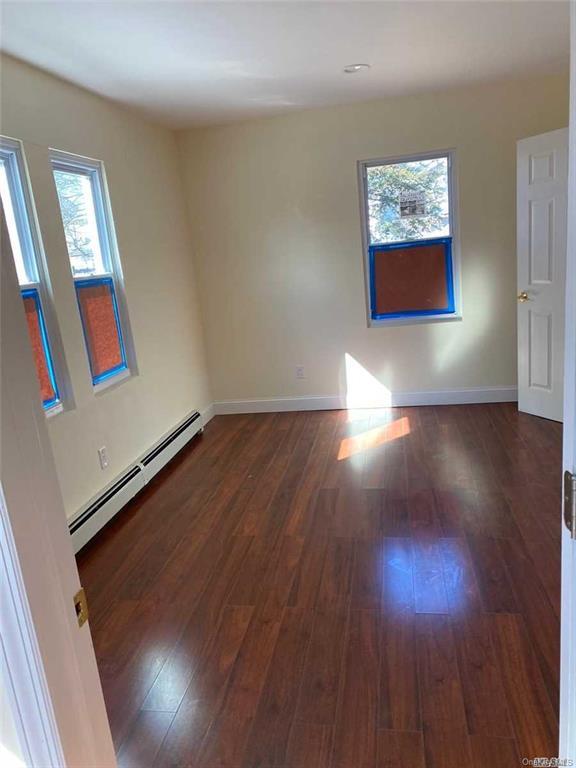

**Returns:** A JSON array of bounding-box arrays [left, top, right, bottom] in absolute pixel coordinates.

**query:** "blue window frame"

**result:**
[[369, 237, 455, 321], [21, 288, 60, 408], [359, 150, 460, 325], [75, 276, 128, 386]]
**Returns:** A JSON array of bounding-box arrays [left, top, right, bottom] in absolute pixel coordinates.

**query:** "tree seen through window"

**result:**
[[53, 169, 106, 276], [366, 156, 450, 244]]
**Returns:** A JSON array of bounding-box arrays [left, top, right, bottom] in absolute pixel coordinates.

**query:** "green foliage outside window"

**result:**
[[366, 156, 450, 244]]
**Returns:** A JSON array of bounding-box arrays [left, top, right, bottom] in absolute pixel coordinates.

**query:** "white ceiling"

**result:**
[[0, 1, 570, 128]]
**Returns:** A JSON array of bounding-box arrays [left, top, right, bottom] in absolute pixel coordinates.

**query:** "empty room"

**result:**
[[2, 1, 576, 767]]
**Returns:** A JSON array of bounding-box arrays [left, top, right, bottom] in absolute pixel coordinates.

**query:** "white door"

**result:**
[[560, 5, 576, 759], [0, 206, 116, 766], [517, 128, 568, 422]]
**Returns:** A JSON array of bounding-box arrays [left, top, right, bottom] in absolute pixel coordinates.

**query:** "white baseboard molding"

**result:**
[[69, 408, 205, 553], [214, 387, 518, 415]]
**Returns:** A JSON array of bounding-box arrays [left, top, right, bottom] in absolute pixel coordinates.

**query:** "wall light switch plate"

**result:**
[[98, 446, 109, 470], [296, 366, 306, 379]]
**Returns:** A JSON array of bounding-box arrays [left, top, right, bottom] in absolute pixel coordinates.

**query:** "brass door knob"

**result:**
[[517, 291, 529, 302]]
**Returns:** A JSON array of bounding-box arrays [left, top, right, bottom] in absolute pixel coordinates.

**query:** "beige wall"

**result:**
[[1, 56, 570, 516], [1, 55, 212, 519], [179, 74, 569, 406]]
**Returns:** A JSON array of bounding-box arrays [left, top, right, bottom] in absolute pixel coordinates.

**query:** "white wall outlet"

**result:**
[[296, 365, 306, 380], [98, 446, 109, 470]]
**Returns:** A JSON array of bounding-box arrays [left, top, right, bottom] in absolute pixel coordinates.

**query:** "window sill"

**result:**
[[94, 367, 132, 396], [45, 401, 64, 419], [368, 313, 463, 328]]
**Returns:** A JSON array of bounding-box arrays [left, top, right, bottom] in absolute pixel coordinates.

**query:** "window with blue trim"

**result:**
[[51, 151, 132, 387], [360, 151, 459, 324], [0, 138, 62, 412]]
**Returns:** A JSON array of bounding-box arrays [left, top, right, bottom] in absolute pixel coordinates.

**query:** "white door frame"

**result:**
[[0, 205, 116, 766], [1, 486, 65, 767], [560, 2, 576, 760]]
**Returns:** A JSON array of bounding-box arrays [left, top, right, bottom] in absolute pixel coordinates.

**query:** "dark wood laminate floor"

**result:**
[[78, 405, 562, 768]]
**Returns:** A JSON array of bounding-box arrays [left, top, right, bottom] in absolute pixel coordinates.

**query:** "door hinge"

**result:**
[[563, 470, 576, 539], [73, 587, 89, 628]]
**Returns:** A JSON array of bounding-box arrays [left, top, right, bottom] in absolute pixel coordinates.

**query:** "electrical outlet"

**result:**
[[296, 366, 306, 380], [98, 446, 109, 470]]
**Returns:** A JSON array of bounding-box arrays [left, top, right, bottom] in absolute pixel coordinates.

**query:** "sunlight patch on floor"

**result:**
[[337, 416, 410, 460]]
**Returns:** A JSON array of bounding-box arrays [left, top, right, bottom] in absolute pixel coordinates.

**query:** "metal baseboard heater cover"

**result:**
[[69, 411, 202, 553]]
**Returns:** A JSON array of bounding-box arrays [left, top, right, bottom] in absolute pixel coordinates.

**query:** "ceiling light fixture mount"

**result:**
[[343, 63, 371, 74]]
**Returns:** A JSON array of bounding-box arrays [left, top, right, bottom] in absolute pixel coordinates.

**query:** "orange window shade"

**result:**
[[373, 242, 449, 315], [77, 282, 124, 378], [23, 295, 56, 404]]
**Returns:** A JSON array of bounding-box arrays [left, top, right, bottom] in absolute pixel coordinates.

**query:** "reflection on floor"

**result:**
[[78, 404, 562, 768]]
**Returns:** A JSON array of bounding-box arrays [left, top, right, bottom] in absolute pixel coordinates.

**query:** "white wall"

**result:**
[[0, 54, 212, 519], [179, 74, 569, 407]]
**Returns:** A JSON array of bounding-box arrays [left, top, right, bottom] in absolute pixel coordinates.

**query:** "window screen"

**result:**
[[22, 289, 59, 407], [75, 278, 127, 384]]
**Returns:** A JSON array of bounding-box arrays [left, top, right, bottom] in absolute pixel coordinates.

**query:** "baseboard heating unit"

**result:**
[[69, 410, 203, 553]]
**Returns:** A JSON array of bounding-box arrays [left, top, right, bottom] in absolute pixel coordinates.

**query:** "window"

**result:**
[[0, 138, 62, 412], [51, 151, 132, 387], [359, 151, 460, 324]]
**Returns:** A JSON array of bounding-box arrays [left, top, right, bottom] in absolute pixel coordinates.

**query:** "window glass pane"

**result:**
[[0, 157, 34, 284], [366, 156, 450, 244], [53, 169, 107, 277], [22, 289, 59, 407], [76, 278, 126, 384]]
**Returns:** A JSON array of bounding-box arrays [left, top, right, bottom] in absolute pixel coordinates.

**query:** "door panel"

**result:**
[[518, 128, 568, 422], [529, 310, 552, 390], [529, 198, 554, 283]]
